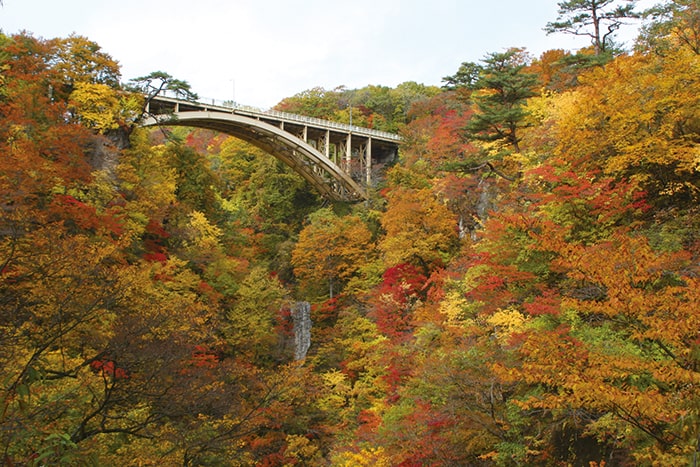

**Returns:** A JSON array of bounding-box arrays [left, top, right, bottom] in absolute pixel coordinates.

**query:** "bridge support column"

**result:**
[[316, 130, 330, 160], [366, 137, 372, 186], [357, 140, 370, 186], [344, 133, 352, 173]]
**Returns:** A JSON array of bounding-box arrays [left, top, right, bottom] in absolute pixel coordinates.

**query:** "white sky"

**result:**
[[1, 0, 656, 109]]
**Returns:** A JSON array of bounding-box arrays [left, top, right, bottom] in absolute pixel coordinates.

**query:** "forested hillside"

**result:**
[[1, 1, 699, 465]]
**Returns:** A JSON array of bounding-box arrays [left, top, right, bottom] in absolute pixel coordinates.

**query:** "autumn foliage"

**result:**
[[3, 6, 700, 464]]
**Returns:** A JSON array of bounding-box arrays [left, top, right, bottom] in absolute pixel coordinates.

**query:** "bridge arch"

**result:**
[[142, 111, 367, 202]]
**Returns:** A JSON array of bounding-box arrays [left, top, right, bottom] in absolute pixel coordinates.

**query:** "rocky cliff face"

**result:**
[[85, 128, 131, 180], [292, 301, 311, 361]]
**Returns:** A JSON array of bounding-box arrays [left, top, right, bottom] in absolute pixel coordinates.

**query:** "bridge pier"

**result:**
[[297, 130, 376, 186], [278, 124, 375, 185], [344, 134, 352, 176], [366, 137, 372, 186], [322, 130, 330, 160]]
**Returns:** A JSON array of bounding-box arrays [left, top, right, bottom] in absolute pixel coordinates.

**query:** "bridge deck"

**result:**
[[147, 95, 401, 144]]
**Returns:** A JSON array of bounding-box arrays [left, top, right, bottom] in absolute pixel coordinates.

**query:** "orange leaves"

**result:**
[[292, 208, 374, 297], [469, 119, 699, 461], [490, 225, 700, 461], [502, 320, 682, 435], [508, 325, 587, 387], [549, 230, 698, 347], [52, 194, 124, 236], [379, 187, 458, 270]]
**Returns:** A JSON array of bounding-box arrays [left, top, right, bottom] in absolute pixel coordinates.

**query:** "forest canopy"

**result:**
[[1, 1, 699, 464]]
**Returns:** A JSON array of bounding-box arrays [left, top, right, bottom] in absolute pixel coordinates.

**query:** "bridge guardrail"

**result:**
[[156, 90, 402, 142]]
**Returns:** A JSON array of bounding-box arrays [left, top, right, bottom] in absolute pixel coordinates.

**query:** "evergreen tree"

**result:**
[[465, 48, 539, 155], [545, 0, 640, 55]]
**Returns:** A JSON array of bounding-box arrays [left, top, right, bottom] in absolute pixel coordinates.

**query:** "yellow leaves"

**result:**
[[3, 227, 122, 354], [5, 123, 30, 151], [116, 135, 178, 223], [332, 313, 388, 378], [318, 369, 352, 413], [184, 209, 223, 252], [522, 90, 553, 125], [486, 307, 529, 344], [487, 307, 527, 329], [116, 256, 208, 339], [538, 89, 603, 159], [542, 50, 700, 202], [378, 187, 458, 268], [50, 35, 120, 88], [322, 368, 351, 389], [68, 82, 120, 132], [68, 82, 142, 132], [331, 447, 392, 467], [438, 289, 476, 325], [107, 435, 179, 466], [0, 63, 8, 96], [223, 266, 286, 357], [284, 434, 321, 464]]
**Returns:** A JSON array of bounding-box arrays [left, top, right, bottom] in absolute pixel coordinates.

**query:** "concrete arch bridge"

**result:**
[[142, 95, 401, 202]]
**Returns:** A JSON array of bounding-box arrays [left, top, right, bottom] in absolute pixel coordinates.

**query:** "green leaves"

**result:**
[[465, 48, 539, 154], [545, 0, 641, 55], [127, 70, 198, 103]]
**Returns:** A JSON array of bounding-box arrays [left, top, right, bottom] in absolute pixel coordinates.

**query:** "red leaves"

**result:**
[[381, 263, 428, 296], [144, 218, 171, 238], [184, 129, 225, 154], [426, 109, 474, 162], [522, 290, 561, 317], [52, 194, 123, 236], [191, 345, 221, 369], [372, 263, 427, 340], [143, 252, 168, 264], [55, 195, 99, 230], [275, 304, 294, 338], [528, 162, 650, 232], [178, 345, 222, 377], [143, 218, 170, 263], [90, 359, 129, 379], [195, 280, 224, 307]]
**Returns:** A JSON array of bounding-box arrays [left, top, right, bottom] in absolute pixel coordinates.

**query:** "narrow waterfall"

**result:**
[[292, 301, 312, 361]]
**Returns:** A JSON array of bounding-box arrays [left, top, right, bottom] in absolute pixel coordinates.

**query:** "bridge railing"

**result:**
[[156, 90, 402, 142]]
